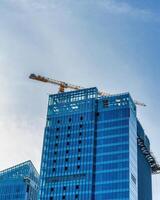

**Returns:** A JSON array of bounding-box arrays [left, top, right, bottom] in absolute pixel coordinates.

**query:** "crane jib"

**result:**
[[29, 73, 146, 107]]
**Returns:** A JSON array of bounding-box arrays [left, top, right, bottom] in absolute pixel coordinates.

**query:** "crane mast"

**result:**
[[29, 73, 146, 107]]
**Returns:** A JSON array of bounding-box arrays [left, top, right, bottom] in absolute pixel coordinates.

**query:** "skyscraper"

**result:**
[[0, 160, 39, 200], [39, 87, 158, 200]]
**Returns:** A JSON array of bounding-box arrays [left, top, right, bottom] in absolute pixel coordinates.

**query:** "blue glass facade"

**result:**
[[39, 87, 152, 200], [0, 160, 39, 200], [95, 93, 138, 200], [137, 121, 152, 200]]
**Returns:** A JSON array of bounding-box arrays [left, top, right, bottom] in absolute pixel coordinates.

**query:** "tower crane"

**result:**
[[29, 73, 146, 107]]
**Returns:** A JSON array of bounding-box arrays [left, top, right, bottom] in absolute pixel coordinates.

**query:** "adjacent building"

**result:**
[[39, 87, 159, 200], [0, 160, 39, 200]]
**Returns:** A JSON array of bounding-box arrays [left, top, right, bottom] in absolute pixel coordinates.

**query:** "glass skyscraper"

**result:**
[[39, 87, 158, 200], [0, 160, 39, 200]]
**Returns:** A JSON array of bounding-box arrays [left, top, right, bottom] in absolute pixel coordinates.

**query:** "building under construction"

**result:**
[[0, 160, 39, 200], [30, 74, 160, 200]]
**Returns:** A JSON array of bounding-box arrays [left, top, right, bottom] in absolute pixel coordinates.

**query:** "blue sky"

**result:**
[[0, 0, 160, 198]]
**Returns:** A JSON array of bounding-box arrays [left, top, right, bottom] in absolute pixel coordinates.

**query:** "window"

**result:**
[[54, 151, 57, 155], [16, 187, 20, 193], [78, 140, 82, 144], [78, 156, 81, 161], [77, 165, 80, 170], [62, 195, 66, 199], [75, 194, 79, 199], [65, 158, 69, 162], [67, 133, 71, 138], [53, 168, 56, 172], [50, 197, 53, 200], [131, 173, 136, 184], [79, 132, 82, 136], [66, 150, 69, 154], [67, 142, 70, 146], [53, 159, 56, 163], [56, 135, 59, 139], [69, 118, 71, 122], [51, 187, 54, 192], [79, 124, 83, 128], [103, 99, 109, 108], [80, 116, 83, 121], [68, 126, 71, 130], [57, 120, 60, 124], [54, 143, 58, 147], [96, 112, 100, 117], [78, 148, 81, 153], [76, 185, 79, 190], [26, 185, 29, 193], [65, 166, 68, 171], [56, 127, 60, 131], [63, 186, 66, 190]]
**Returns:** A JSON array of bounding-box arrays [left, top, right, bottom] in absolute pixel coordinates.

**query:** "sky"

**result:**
[[0, 0, 160, 198]]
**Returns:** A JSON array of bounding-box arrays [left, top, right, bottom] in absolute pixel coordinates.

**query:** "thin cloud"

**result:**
[[7, 0, 159, 22], [5, 0, 70, 13], [98, 0, 159, 22]]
